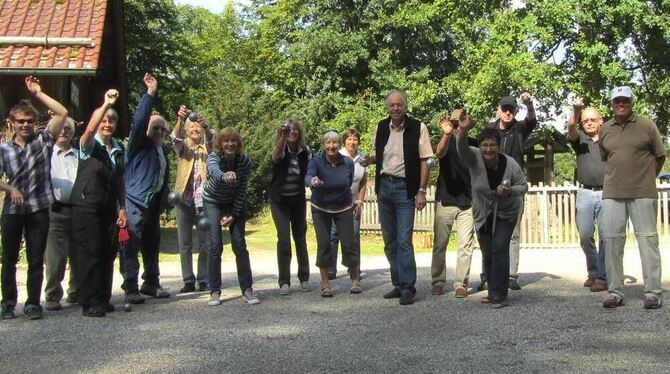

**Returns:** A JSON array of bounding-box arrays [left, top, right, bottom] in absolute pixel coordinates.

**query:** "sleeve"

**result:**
[[521, 118, 538, 139], [509, 158, 528, 197], [79, 138, 95, 160], [305, 158, 318, 187], [170, 134, 185, 156], [418, 123, 434, 159], [650, 122, 665, 158], [455, 132, 477, 166], [370, 126, 378, 158], [207, 153, 225, 182], [126, 94, 154, 161], [598, 130, 608, 162], [348, 159, 355, 188], [231, 155, 251, 219]]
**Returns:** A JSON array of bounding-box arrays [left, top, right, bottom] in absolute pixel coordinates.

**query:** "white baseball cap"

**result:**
[[611, 86, 633, 101]]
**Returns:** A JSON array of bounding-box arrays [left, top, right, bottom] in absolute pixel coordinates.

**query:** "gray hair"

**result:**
[[384, 90, 408, 108], [323, 130, 340, 145]]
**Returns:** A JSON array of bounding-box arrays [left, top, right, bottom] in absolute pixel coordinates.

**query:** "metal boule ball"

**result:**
[[167, 191, 181, 207], [123, 303, 132, 312], [197, 217, 211, 231], [426, 158, 437, 168], [188, 111, 199, 123]]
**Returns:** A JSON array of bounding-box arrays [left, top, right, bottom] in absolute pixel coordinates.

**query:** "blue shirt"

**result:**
[[305, 153, 354, 211]]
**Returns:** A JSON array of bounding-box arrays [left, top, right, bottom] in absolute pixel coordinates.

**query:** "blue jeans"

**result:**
[[477, 213, 517, 303], [329, 215, 361, 274], [175, 202, 208, 285], [120, 200, 161, 293], [576, 188, 606, 281], [377, 176, 417, 293], [203, 200, 253, 294]]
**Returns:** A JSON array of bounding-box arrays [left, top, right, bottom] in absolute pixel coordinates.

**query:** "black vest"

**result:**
[[71, 141, 124, 214], [374, 116, 421, 199], [269, 146, 309, 203]]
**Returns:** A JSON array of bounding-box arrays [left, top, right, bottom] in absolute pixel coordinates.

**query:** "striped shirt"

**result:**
[[0, 129, 55, 214], [281, 156, 302, 197], [203, 152, 252, 219]]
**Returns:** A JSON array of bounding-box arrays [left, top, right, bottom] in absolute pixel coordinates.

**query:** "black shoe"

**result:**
[[476, 281, 488, 292], [399, 290, 415, 305], [1, 305, 15, 320], [180, 283, 196, 293], [140, 285, 170, 298], [23, 304, 43, 320], [101, 302, 115, 312], [65, 294, 79, 304], [125, 292, 146, 304], [509, 278, 522, 290], [198, 282, 209, 292], [82, 305, 106, 317], [383, 287, 402, 299]]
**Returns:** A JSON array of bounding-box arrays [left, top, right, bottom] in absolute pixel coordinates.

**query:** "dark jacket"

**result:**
[[269, 145, 309, 203], [374, 115, 421, 199]]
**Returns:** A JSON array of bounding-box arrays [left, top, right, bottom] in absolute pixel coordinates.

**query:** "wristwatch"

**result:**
[[418, 188, 427, 194]]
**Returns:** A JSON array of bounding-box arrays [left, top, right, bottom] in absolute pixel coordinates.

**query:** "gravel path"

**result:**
[[1, 247, 669, 373]]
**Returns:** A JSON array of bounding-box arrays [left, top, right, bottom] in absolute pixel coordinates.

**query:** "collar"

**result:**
[[609, 113, 638, 127], [95, 133, 122, 153], [389, 119, 405, 131], [53, 144, 76, 155], [339, 147, 360, 159], [321, 152, 344, 166], [10, 132, 37, 147]]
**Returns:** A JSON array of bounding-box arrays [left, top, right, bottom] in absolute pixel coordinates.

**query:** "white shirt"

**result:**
[[339, 148, 367, 199], [50, 144, 79, 203]]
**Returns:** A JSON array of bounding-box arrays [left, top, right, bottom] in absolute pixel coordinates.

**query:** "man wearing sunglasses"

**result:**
[[0, 76, 68, 320], [484, 93, 537, 292], [598, 86, 665, 310], [121, 73, 172, 304]]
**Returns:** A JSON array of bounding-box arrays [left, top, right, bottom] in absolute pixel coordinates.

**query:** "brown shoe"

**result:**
[[480, 296, 490, 303], [602, 295, 624, 308], [643, 296, 662, 310], [431, 284, 444, 296], [454, 286, 468, 298], [583, 278, 595, 287], [589, 280, 607, 292]]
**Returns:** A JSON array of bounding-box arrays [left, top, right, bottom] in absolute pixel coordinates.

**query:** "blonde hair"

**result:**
[[214, 127, 244, 153]]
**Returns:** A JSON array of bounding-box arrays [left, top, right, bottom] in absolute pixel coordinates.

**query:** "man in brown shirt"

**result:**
[[598, 86, 665, 309]]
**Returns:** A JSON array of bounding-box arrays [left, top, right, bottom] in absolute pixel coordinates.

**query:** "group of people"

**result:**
[[0, 74, 664, 321]]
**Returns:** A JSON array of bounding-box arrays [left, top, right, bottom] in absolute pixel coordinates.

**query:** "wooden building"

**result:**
[[0, 0, 128, 134]]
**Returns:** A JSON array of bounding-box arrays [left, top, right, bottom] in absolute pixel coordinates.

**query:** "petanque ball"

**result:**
[[197, 217, 211, 231], [167, 191, 181, 207], [188, 112, 199, 123], [426, 158, 437, 168], [123, 303, 132, 312]]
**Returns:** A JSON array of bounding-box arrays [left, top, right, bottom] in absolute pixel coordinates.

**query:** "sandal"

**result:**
[[350, 279, 362, 294], [321, 286, 333, 298]]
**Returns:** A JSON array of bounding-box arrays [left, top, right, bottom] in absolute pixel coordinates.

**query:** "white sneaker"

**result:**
[[300, 281, 311, 292], [279, 284, 290, 296], [243, 289, 260, 305], [207, 291, 221, 306]]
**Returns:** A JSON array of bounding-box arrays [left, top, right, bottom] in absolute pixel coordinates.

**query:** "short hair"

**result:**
[[8, 99, 38, 122], [342, 128, 360, 142], [384, 90, 408, 108], [476, 127, 501, 146], [580, 107, 602, 121], [214, 127, 244, 153], [105, 108, 119, 123], [323, 130, 340, 145]]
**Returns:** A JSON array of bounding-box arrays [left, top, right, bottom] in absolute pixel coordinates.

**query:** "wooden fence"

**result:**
[[307, 182, 670, 248]]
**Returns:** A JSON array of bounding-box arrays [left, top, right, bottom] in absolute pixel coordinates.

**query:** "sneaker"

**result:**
[[643, 295, 662, 310], [243, 289, 260, 305], [431, 284, 444, 296], [23, 304, 43, 320], [603, 295, 624, 308], [180, 283, 196, 294], [124, 292, 146, 305], [82, 305, 106, 318], [279, 284, 290, 296], [198, 282, 209, 292], [1, 305, 15, 320], [44, 301, 62, 311], [454, 286, 468, 298], [300, 281, 311, 292], [583, 278, 595, 287], [65, 294, 78, 304], [383, 287, 402, 299], [208, 291, 221, 306], [509, 277, 521, 290], [399, 290, 415, 305], [589, 280, 607, 292], [140, 285, 170, 299]]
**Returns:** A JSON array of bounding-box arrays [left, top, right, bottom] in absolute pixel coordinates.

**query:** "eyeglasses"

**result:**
[[582, 117, 601, 123], [612, 98, 631, 105], [500, 106, 515, 114], [151, 126, 167, 132], [14, 119, 35, 125]]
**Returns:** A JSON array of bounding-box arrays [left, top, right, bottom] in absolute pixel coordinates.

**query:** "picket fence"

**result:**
[[306, 182, 670, 248]]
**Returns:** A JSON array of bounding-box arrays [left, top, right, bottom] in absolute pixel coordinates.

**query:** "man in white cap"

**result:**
[[598, 86, 665, 309]]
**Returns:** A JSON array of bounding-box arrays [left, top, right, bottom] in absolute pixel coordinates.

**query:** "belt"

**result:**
[[381, 174, 405, 181], [581, 185, 603, 191]]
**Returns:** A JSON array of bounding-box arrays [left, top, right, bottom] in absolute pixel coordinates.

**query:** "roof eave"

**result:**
[[0, 68, 97, 76]]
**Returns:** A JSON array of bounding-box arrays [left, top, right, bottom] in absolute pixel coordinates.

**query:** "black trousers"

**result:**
[[270, 196, 310, 287], [1, 209, 50, 307], [72, 208, 117, 309]]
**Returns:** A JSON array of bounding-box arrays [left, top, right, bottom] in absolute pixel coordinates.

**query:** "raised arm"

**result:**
[[436, 114, 455, 158], [25, 76, 68, 137], [81, 89, 118, 151], [126, 73, 157, 158], [455, 114, 477, 165], [171, 105, 188, 140]]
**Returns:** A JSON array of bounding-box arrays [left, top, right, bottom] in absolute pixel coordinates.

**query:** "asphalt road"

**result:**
[[1, 247, 669, 373]]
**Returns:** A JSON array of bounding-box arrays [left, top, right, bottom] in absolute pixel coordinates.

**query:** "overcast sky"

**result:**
[[173, 0, 227, 13]]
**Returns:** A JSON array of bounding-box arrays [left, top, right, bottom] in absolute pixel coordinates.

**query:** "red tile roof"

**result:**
[[0, 0, 108, 74]]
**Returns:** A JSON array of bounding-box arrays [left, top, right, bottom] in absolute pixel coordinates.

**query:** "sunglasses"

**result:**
[[500, 106, 515, 113], [14, 119, 35, 125]]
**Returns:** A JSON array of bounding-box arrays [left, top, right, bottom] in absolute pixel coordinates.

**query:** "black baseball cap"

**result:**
[[499, 96, 517, 109]]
